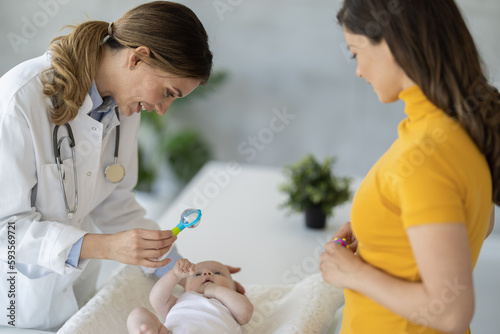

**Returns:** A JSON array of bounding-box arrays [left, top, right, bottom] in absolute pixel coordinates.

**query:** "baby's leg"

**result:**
[[127, 307, 170, 334]]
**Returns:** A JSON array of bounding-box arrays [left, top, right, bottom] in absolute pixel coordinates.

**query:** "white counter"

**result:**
[[157, 161, 351, 286]]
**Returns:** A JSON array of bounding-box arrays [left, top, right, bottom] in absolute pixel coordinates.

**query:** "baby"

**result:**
[[127, 259, 254, 334]]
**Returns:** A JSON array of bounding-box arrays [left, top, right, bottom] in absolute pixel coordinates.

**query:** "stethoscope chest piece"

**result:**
[[104, 159, 125, 183]]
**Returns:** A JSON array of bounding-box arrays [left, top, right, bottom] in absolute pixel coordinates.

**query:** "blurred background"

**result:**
[[0, 0, 498, 230]]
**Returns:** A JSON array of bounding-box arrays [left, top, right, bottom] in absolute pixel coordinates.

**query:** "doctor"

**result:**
[[0, 1, 215, 331]]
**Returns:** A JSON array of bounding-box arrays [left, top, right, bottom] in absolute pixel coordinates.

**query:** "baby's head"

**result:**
[[185, 261, 236, 294]]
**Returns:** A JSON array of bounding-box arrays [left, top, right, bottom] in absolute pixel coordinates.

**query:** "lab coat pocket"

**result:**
[[16, 265, 77, 329], [36, 160, 76, 220], [0, 261, 59, 329]]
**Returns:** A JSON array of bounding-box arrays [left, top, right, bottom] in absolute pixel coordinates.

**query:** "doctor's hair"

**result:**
[[337, 0, 500, 206], [41, 1, 212, 125]]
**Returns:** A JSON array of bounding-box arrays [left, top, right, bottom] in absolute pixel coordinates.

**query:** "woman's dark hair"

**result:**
[[338, 0, 500, 205], [42, 1, 212, 125]]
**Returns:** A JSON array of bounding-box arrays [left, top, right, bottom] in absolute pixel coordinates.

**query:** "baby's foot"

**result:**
[[139, 324, 156, 334]]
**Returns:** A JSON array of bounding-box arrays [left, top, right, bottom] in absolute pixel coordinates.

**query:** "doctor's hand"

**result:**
[[81, 229, 177, 268], [329, 221, 358, 252], [319, 241, 365, 289]]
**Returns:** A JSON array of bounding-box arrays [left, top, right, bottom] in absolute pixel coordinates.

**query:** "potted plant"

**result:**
[[162, 130, 212, 185], [279, 154, 352, 229]]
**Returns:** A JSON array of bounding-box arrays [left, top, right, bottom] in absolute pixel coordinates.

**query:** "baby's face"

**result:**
[[185, 261, 235, 294]]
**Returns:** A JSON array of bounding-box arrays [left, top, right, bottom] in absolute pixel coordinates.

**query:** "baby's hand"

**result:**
[[173, 259, 195, 280], [203, 282, 218, 298]]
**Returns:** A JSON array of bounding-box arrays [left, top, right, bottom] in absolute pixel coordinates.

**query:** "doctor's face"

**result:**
[[343, 29, 413, 103], [115, 61, 201, 117]]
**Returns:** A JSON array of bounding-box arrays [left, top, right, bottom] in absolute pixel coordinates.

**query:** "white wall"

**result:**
[[0, 0, 498, 232]]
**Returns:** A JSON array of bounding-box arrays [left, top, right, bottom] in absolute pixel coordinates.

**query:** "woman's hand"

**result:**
[[319, 239, 366, 289], [225, 265, 246, 295], [81, 229, 177, 268], [329, 221, 358, 252]]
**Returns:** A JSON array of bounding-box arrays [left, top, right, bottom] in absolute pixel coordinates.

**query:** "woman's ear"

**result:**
[[128, 46, 151, 69]]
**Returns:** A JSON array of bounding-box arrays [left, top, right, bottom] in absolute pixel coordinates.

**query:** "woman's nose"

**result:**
[[155, 101, 173, 115]]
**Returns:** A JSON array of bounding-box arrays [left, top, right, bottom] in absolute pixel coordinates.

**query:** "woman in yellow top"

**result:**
[[320, 1, 499, 334]]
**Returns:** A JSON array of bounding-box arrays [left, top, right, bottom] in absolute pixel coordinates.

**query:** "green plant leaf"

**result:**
[[279, 153, 352, 216], [163, 130, 212, 185]]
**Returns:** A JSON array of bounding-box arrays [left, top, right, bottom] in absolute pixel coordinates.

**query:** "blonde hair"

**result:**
[[42, 1, 212, 125]]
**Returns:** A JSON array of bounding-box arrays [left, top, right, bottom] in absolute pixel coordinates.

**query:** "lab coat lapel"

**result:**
[[67, 95, 101, 219]]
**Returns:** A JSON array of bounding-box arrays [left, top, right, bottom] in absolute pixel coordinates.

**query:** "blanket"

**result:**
[[57, 266, 343, 334]]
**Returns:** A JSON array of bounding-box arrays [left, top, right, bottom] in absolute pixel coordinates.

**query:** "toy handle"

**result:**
[[172, 225, 184, 236]]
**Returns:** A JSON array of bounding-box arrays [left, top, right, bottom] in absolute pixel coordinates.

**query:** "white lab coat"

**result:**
[[0, 52, 159, 330]]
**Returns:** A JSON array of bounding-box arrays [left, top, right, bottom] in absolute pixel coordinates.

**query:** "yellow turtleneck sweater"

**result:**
[[341, 85, 491, 334]]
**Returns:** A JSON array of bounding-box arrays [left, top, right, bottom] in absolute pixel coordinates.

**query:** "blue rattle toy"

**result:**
[[149, 209, 201, 261], [172, 208, 202, 235]]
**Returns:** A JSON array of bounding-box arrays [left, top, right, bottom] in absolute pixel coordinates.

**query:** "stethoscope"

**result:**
[[52, 108, 125, 218]]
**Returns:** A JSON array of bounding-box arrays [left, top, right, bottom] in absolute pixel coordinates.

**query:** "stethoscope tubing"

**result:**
[[53, 124, 78, 218], [52, 108, 123, 218], [112, 108, 120, 158], [53, 123, 75, 161]]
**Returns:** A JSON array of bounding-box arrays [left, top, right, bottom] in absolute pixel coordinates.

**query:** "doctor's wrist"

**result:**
[[80, 233, 111, 260]]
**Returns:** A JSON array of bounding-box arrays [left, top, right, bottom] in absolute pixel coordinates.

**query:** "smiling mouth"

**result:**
[[139, 102, 158, 114], [140, 102, 149, 112], [203, 278, 214, 284]]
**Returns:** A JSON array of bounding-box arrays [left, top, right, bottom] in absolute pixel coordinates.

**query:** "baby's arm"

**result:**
[[204, 284, 254, 325], [150, 259, 195, 319]]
